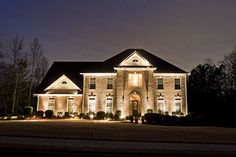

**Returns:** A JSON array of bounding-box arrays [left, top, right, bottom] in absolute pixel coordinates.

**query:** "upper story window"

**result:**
[[107, 78, 113, 89], [157, 78, 164, 90], [128, 73, 142, 87], [89, 78, 96, 89], [175, 78, 181, 90]]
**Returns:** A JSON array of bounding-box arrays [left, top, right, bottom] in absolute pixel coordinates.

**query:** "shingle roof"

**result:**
[[36, 49, 186, 93]]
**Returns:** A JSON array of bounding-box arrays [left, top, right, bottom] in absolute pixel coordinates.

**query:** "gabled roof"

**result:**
[[104, 49, 186, 73], [36, 49, 186, 94]]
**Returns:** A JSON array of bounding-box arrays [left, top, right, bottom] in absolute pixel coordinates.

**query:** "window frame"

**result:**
[[89, 77, 96, 89], [157, 97, 165, 114], [88, 96, 96, 113], [48, 97, 55, 111], [157, 78, 164, 90], [174, 97, 182, 113], [105, 97, 113, 114], [67, 97, 75, 114], [175, 78, 181, 90], [107, 78, 113, 89]]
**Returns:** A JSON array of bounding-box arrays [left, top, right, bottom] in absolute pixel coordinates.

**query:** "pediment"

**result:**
[[119, 51, 152, 67], [44, 74, 81, 91]]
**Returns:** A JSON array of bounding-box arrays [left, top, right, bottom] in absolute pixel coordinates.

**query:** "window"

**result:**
[[107, 78, 113, 89], [48, 97, 55, 110], [133, 59, 138, 63], [89, 78, 96, 89], [88, 97, 96, 113], [175, 78, 181, 90], [67, 97, 74, 114], [128, 73, 142, 87], [62, 81, 67, 84], [105, 97, 113, 113], [157, 97, 165, 114], [157, 78, 164, 89], [174, 97, 182, 113]]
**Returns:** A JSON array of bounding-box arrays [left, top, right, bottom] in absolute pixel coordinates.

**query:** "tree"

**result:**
[[27, 38, 43, 107], [187, 63, 224, 115], [4, 35, 29, 115]]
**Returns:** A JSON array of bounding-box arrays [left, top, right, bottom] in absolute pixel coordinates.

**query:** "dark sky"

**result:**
[[1, 0, 236, 72]]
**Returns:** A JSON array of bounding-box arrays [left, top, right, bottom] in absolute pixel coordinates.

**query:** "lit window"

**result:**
[[174, 97, 182, 113], [175, 78, 181, 90], [68, 97, 74, 114], [105, 97, 113, 113], [48, 97, 55, 110], [128, 73, 142, 87], [107, 78, 113, 89], [89, 78, 96, 89], [157, 97, 165, 114], [88, 97, 96, 113], [157, 78, 164, 89]]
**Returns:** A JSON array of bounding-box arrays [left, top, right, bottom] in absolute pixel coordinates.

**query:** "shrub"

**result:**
[[24, 106, 33, 118], [97, 111, 106, 120], [73, 112, 79, 118], [36, 110, 44, 119], [106, 113, 113, 119], [144, 113, 162, 124], [45, 110, 54, 119], [147, 109, 153, 113], [64, 112, 70, 118], [57, 112, 63, 118], [114, 110, 121, 121], [79, 113, 85, 119]]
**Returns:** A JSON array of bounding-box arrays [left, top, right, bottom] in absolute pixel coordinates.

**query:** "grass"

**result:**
[[0, 119, 236, 144]]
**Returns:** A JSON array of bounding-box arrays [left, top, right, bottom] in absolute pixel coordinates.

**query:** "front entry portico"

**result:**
[[129, 92, 141, 116]]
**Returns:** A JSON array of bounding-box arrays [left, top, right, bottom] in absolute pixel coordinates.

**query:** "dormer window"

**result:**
[[133, 59, 138, 63], [62, 81, 67, 84]]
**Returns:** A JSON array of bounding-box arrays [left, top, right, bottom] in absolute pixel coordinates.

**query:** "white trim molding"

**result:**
[[34, 94, 82, 96]]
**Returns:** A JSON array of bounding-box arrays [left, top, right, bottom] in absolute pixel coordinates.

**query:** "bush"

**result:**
[[144, 113, 162, 124], [64, 112, 70, 118], [97, 111, 106, 120], [147, 109, 153, 113], [106, 113, 113, 119], [73, 112, 79, 118], [36, 110, 44, 119], [57, 112, 63, 118], [45, 110, 54, 119], [24, 106, 33, 118], [114, 110, 121, 121], [88, 112, 96, 119]]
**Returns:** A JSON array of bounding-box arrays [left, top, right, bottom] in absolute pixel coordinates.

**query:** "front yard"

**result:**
[[0, 119, 236, 144]]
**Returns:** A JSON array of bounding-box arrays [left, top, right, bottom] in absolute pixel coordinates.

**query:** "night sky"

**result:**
[[1, 0, 236, 72]]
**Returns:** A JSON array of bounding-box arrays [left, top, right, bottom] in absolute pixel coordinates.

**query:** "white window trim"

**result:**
[[174, 78, 181, 90], [174, 96, 182, 112], [106, 77, 113, 90], [67, 97, 75, 113], [157, 97, 165, 113], [89, 77, 96, 89], [157, 77, 164, 90], [105, 97, 113, 113], [48, 96, 55, 110], [88, 96, 96, 113]]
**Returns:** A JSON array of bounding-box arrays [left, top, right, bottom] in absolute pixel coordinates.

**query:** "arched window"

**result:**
[[62, 81, 67, 84]]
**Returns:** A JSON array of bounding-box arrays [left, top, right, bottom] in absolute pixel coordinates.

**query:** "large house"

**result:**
[[35, 49, 188, 118]]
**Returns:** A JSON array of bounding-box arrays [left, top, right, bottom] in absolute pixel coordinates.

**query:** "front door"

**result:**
[[132, 100, 138, 116]]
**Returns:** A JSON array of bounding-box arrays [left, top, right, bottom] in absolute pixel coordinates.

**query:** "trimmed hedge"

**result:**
[[45, 110, 53, 119], [36, 110, 44, 118], [97, 111, 106, 120]]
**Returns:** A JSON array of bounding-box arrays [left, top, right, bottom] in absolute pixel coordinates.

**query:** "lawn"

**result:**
[[0, 119, 236, 144]]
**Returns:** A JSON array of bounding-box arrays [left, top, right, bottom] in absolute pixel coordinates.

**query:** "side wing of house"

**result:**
[[35, 74, 83, 115]]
